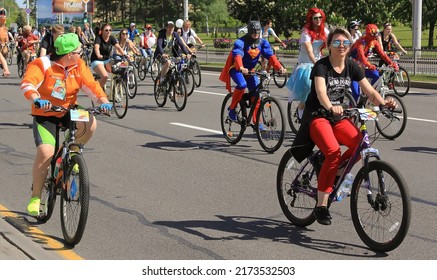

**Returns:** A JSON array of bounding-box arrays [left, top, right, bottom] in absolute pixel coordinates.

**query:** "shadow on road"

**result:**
[[154, 215, 387, 258]]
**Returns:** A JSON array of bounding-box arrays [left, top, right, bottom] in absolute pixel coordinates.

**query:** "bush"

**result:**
[[283, 38, 300, 50], [213, 38, 233, 49]]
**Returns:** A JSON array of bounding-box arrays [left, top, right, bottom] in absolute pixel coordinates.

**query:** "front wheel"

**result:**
[[17, 57, 24, 78], [277, 149, 317, 227], [375, 93, 407, 140], [190, 59, 202, 87], [112, 79, 129, 119], [350, 160, 411, 252], [126, 68, 137, 99], [182, 68, 195, 97], [273, 61, 288, 88], [60, 154, 90, 246], [173, 76, 187, 111], [150, 59, 161, 82], [137, 59, 147, 81], [391, 66, 410, 97], [256, 95, 285, 153], [154, 78, 168, 107], [220, 93, 246, 145]]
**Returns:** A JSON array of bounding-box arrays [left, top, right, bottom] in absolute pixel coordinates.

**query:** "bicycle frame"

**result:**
[[238, 72, 271, 127], [292, 109, 382, 203]]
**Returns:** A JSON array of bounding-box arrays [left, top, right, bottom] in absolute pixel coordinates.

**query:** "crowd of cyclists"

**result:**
[[0, 4, 410, 228]]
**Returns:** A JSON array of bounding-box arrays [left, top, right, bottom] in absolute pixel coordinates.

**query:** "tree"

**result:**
[[205, 0, 229, 37], [423, 0, 437, 48], [16, 10, 26, 27]]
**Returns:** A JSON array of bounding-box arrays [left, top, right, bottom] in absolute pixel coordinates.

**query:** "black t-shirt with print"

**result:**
[[91, 34, 118, 62], [305, 56, 365, 114]]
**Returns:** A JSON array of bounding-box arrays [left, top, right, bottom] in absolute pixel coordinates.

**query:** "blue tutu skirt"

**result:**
[[286, 63, 312, 103]]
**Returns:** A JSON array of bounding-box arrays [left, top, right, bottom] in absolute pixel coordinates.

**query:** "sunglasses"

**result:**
[[122, 32, 128, 35], [332, 40, 351, 48], [312, 16, 323, 20], [0, 10, 6, 16], [104, 29, 112, 32], [71, 49, 83, 56]]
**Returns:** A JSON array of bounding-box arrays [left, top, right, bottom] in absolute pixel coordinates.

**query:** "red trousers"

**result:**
[[310, 118, 361, 193]]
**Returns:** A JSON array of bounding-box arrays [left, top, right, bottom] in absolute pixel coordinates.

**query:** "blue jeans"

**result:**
[[351, 69, 380, 101]]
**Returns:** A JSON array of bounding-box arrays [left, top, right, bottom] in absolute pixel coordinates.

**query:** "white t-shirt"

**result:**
[[298, 27, 330, 64], [181, 28, 197, 45], [261, 27, 278, 40]]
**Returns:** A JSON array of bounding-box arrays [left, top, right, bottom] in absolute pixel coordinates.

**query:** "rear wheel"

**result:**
[[350, 160, 411, 252], [375, 93, 407, 140], [17, 57, 24, 78], [391, 66, 410, 97], [112, 79, 129, 119], [36, 176, 57, 223], [173, 76, 188, 111], [277, 149, 317, 227], [60, 154, 89, 246], [256, 95, 285, 153], [220, 93, 246, 144], [154, 78, 168, 107], [150, 59, 161, 82], [273, 61, 287, 88]]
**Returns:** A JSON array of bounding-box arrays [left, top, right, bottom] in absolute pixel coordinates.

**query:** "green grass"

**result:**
[[394, 26, 434, 48], [410, 74, 437, 82]]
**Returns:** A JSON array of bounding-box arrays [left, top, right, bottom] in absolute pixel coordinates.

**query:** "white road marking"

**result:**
[[170, 122, 222, 134], [192, 89, 227, 96], [407, 117, 437, 123]]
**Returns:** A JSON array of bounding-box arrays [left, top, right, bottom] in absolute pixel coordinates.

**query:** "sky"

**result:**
[[16, 0, 53, 18]]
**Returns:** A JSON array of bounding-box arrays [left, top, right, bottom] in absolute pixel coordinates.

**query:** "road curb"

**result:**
[[0, 216, 60, 260]]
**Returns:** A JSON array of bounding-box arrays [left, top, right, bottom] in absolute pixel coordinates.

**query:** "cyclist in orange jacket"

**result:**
[[21, 33, 112, 216]]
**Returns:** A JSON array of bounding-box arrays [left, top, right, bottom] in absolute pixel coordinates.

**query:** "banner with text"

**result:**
[[52, 0, 94, 14]]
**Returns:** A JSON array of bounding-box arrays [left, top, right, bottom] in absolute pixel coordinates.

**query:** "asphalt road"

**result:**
[[1, 63, 437, 260]]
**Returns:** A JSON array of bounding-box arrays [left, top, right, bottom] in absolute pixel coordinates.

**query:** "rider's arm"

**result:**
[[129, 40, 140, 55], [21, 60, 45, 103], [354, 44, 375, 69], [78, 59, 109, 104], [175, 33, 191, 55], [373, 41, 396, 67], [390, 33, 407, 54], [114, 43, 126, 57]]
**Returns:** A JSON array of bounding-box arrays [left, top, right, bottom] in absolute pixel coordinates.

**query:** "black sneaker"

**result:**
[[314, 206, 332, 225]]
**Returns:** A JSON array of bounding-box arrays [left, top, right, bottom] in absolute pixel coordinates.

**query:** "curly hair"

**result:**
[[303, 7, 327, 48]]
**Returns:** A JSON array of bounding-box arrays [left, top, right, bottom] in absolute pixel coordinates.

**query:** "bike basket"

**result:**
[[111, 62, 128, 74]]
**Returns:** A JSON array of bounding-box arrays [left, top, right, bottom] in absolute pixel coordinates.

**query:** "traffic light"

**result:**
[[83, 12, 88, 23]]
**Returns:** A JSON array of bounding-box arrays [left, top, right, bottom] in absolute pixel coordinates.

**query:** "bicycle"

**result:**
[[5, 42, 15, 66], [277, 107, 411, 252], [186, 46, 202, 87], [255, 45, 288, 88], [220, 71, 285, 153], [153, 56, 188, 111], [357, 65, 407, 140], [37, 105, 108, 245], [93, 58, 129, 119], [17, 51, 37, 78], [383, 52, 410, 97], [180, 55, 195, 97], [81, 43, 93, 66], [137, 51, 160, 82], [126, 58, 138, 99]]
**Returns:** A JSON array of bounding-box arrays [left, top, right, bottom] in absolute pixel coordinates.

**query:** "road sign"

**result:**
[[25, 8, 31, 14]]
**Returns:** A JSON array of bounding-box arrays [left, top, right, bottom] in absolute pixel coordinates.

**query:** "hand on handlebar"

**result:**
[[330, 105, 344, 116], [240, 67, 249, 75], [390, 62, 399, 72], [383, 97, 397, 109], [34, 98, 51, 109], [367, 64, 377, 71], [99, 103, 113, 113]]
